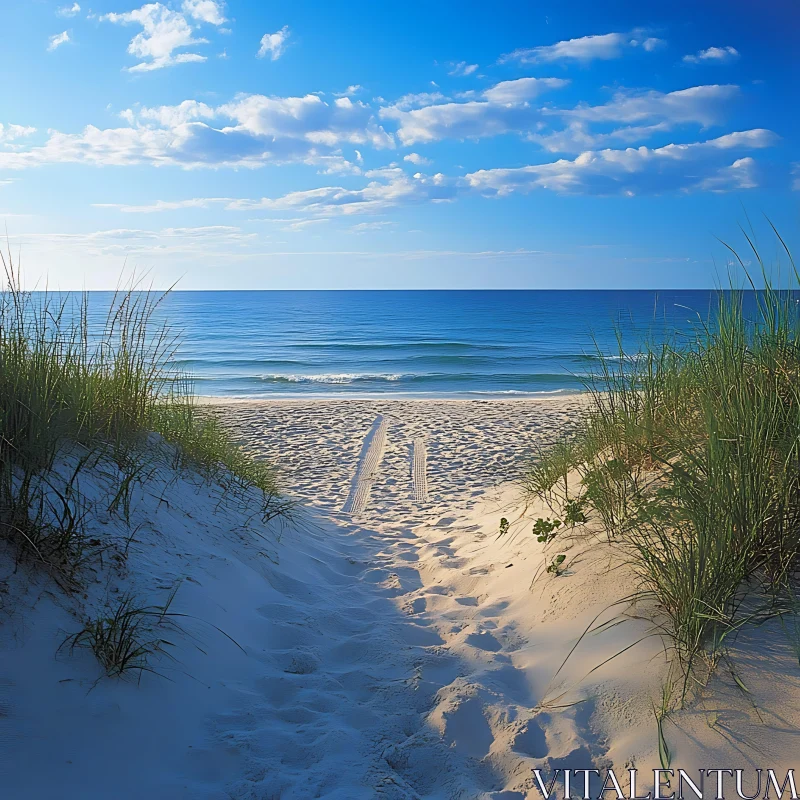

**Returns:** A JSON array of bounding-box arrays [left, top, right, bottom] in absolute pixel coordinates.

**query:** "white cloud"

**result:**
[[404, 153, 431, 166], [101, 3, 209, 72], [705, 129, 777, 149], [529, 122, 673, 153], [48, 31, 70, 51], [465, 130, 777, 196], [334, 85, 364, 97], [280, 218, 330, 232], [557, 84, 739, 127], [257, 26, 290, 60], [683, 46, 740, 65], [56, 3, 81, 17], [527, 84, 742, 153], [641, 37, 664, 52], [218, 94, 393, 149], [181, 0, 226, 26], [349, 221, 394, 233], [0, 124, 37, 143], [1, 93, 393, 171], [384, 82, 738, 151], [483, 77, 569, 104], [501, 30, 665, 64], [310, 155, 363, 175], [388, 92, 448, 111], [695, 157, 757, 191], [225, 169, 460, 216], [93, 197, 231, 213], [129, 99, 216, 127], [383, 77, 569, 145], [447, 61, 479, 76]]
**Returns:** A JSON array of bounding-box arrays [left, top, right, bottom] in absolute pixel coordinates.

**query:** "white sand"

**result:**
[[2, 397, 798, 799], [203, 397, 590, 521]]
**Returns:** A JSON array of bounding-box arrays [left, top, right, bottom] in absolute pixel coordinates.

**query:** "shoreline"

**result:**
[[197, 391, 589, 405]]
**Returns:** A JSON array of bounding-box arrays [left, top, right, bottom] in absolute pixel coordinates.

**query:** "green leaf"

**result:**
[[656, 712, 671, 769]]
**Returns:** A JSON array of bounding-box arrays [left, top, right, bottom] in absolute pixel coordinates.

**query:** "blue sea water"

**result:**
[[128, 289, 727, 398]]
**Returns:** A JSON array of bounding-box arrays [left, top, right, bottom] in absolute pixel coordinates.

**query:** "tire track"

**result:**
[[412, 438, 428, 503], [342, 415, 389, 514]]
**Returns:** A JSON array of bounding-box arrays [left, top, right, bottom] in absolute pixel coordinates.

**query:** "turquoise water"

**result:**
[[126, 289, 725, 398]]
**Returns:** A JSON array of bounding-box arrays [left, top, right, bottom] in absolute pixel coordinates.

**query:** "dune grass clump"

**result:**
[[151, 401, 287, 521], [0, 250, 285, 582], [525, 229, 800, 699], [62, 591, 182, 679]]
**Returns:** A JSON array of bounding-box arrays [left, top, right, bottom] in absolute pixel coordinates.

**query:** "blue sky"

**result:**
[[2, 0, 798, 289]]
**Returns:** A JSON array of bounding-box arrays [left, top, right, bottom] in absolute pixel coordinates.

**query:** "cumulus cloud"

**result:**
[[257, 26, 290, 60], [101, 2, 211, 71], [56, 3, 81, 17], [48, 31, 70, 51], [181, 0, 226, 25], [226, 169, 460, 216], [388, 92, 449, 111], [528, 84, 742, 152], [1, 93, 393, 171], [483, 77, 569, 104], [334, 85, 364, 97], [465, 130, 777, 196], [217, 94, 393, 148], [683, 46, 740, 64], [311, 155, 363, 175], [126, 99, 216, 127], [0, 124, 37, 143], [382, 77, 569, 145], [404, 153, 431, 165], [557, 84, 739, 126], [501, 30, 665, 64], [447, 61, 478, 76], [529, 122, 673, 153]]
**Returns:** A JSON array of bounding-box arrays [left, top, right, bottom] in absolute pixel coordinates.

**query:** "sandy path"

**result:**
[[197, 396, 635, 797], [198, 395, 800, 797]]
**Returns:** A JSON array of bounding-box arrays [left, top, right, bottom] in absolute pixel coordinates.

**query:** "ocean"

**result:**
[[126, 289, 726, 398]]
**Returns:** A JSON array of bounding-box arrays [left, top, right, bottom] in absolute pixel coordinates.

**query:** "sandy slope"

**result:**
[[1, 398, 798, 799]]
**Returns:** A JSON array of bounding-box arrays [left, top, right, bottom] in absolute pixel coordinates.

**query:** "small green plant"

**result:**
[[63, 590, 181, 679], [498, 517, 510, 537], [563, 498, 588, 526], [533, 517, 561, 543], [546, 554, 567, 576]]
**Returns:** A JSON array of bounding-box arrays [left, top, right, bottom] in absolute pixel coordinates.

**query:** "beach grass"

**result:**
[[0, 249, 285, 583], [524, 227, 800, 701]]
